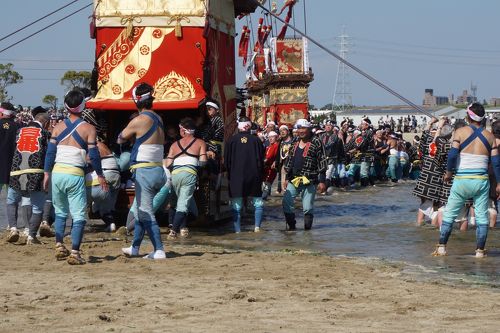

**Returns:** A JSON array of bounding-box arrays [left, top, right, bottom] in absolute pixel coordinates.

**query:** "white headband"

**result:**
[[179, 124, 195, 135], [467, 105, 484, 122], [206, 101, 219, 110], [65, 100, 85, 114], [0, 108, 14, 116], [132, 87, 152, 103], [238, 121, 251, 131]]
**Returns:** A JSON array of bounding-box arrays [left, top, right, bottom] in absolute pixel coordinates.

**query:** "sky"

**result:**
[[1, 0, 500, 109]]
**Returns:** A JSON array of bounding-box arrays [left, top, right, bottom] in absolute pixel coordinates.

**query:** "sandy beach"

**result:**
[[1, 229, 499, 333]]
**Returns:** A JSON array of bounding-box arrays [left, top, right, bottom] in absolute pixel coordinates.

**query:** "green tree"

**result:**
[[42, 94, 58, 109], [60, 70, 91, 89], [0, 63, 23, 102]]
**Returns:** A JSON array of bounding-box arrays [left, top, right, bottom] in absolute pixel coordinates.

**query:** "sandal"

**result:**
[[55, 243, 70, 260], [67, 250, 86, 265]]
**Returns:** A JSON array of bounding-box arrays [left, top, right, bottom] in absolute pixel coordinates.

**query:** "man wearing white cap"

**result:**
[[262, 130, 279, 199], [205, 100, 224, 160], [0, 102, 19, 196], [44, 89, 108, 264], [282, 119, 327, 230]]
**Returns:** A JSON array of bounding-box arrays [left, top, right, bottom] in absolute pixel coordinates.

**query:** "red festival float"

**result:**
[[87, 0, 259, 223], [239, 0, 313, 127]]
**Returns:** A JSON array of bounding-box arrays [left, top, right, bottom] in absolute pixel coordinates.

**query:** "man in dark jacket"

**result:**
[[283, 119, 327, 230], [7, 112, 51, 244], [224, 116, 265, 233], [0, 102, 18, 196]]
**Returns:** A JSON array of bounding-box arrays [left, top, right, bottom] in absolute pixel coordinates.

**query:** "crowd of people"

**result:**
[[1, 81, 498, 263]]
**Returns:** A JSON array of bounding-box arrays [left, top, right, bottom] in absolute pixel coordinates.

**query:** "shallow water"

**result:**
[[2, 183, 500, 286], [181, 183, 500, 286]]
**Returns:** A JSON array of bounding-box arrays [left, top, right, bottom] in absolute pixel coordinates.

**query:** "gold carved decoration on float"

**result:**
[[279, 108, 307, 124], [153, 71, 196, 101]]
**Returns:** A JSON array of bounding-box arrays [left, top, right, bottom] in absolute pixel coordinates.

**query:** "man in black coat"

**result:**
[[0, 102, 18, 195], [224, 117, 265, 233]]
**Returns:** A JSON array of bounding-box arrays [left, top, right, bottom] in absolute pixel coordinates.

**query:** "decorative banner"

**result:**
[[276, 104, 308, 126], [269, 37, 309, 74], [253, 54, 267, 79], [269, 87, 308, 105], [88, 27, 206, 110]]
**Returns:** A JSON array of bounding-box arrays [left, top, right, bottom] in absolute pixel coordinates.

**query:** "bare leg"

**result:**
[[416, 209, 425, 226]]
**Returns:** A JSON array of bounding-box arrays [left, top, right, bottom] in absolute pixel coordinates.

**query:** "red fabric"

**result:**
[[275, 103, 308, 126], [89, 27, 206, 110], [263, 142, 279, 182]]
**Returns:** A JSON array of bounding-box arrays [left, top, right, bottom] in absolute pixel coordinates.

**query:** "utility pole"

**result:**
[[332, 26, 353, 113]]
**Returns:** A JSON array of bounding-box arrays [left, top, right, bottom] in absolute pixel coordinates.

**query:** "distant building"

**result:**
[[456, 90, 475, 105], [490, 98, 500, 107], [423, 89, 449, 107]]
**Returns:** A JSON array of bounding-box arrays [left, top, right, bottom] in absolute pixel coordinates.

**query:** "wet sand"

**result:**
[[1, 231, 500, 332]]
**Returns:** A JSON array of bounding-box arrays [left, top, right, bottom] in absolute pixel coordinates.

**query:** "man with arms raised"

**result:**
[[119, 83, 167, 260], [44, 90, 107, 265], [434, 103, 500, 258]]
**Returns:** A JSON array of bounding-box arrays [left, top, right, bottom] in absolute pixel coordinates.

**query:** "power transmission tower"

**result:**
[[470, 81, 478, 102], [332, 26, 353, 113]]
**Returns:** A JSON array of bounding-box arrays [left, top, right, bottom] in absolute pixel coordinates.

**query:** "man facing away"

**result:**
[[0, 102, 19, 196], [282, 119, 327, 230], [7, 112, 51, 244], [165, 117, 207, 239], [44, 90, 108, 265], [434, 103, 500, 258], [224, 117, 265, 233], [119, 83, 167, 260]]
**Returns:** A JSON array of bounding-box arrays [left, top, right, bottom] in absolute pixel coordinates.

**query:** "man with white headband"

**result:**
[[164, 117, 207, 239], [224, 116, 265, 233], [282, 119, 327, 230], [320, 120, 345, 192], [43, 89, 107, 265], [0, 102, 18, 197], [118, 82, 167, 260], [434, 103, 500, 258]]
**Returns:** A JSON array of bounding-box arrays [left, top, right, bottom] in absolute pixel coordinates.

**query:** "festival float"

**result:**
[[86, 0, 259, 223], [239, 0, 313, 127]]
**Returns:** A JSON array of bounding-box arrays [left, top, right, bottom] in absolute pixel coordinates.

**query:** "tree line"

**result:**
[[0, 63, 91, 108]]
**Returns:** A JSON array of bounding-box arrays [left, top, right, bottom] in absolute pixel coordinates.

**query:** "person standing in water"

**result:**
[[433, 103, 500, 258]]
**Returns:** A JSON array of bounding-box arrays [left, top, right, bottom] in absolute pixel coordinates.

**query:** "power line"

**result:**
[[318, 35, 500, 54], [0, 0, 80, 43], [0, 3, 92, 55], [255, 2, 434, 118], [0, 58, 92, 63], [356, 37, 500, 54], [8, 67, 86, 72]]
